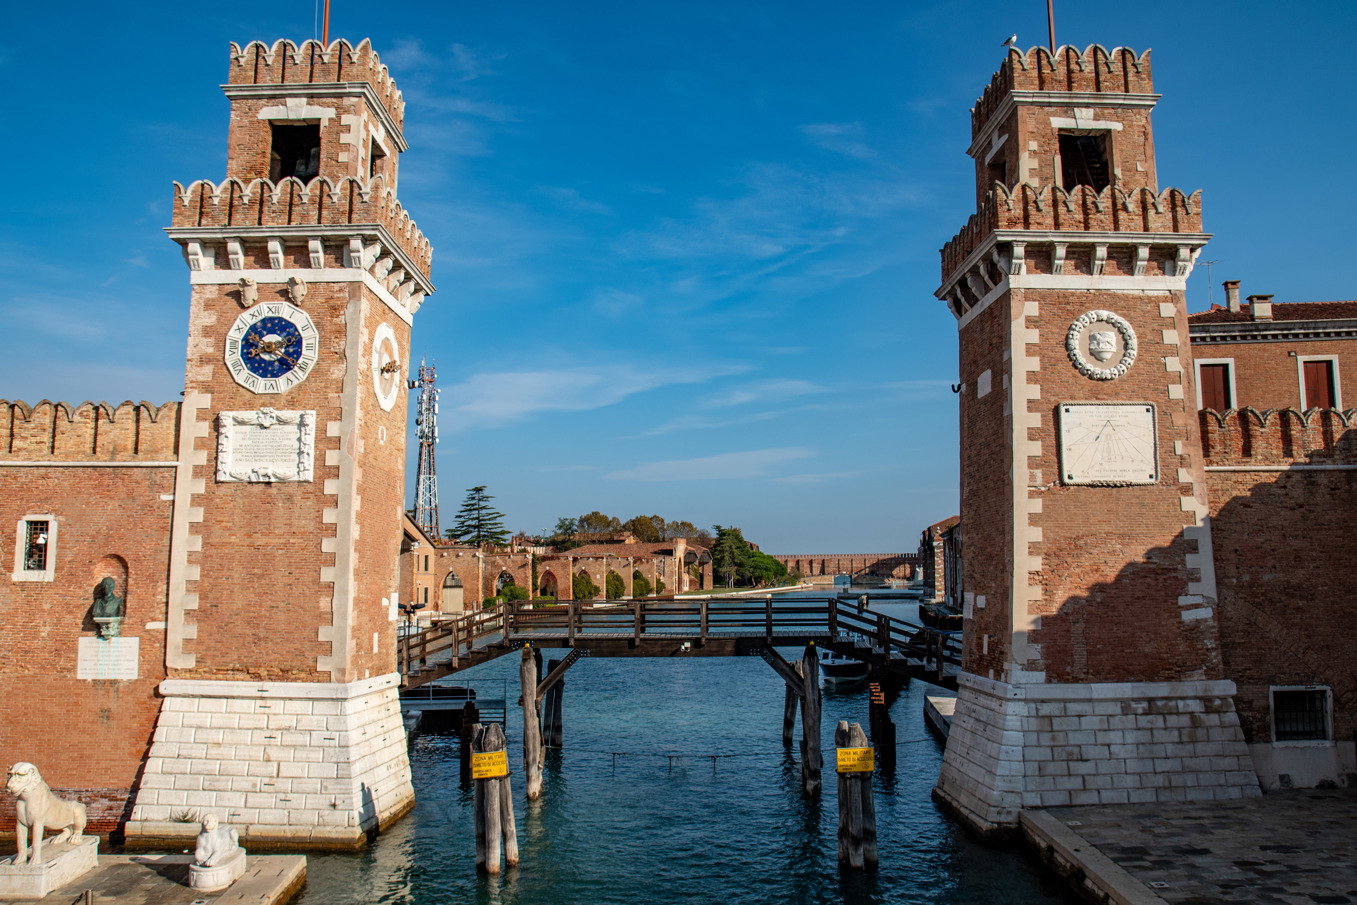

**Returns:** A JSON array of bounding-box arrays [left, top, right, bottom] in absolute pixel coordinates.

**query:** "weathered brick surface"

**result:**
[[1188, 337, 1357, 412], [1201, 409, 1357, 749], [0, 466, 174, 831]]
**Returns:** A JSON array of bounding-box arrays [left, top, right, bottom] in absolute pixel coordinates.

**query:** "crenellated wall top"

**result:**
[[228, 38, 404, 133], [1199, 407, 1357, 466], [939, 183, 1202, 283], [972, 45, 1154, 138], [1, 399, 181, 462], [171, 175, 432, 282]]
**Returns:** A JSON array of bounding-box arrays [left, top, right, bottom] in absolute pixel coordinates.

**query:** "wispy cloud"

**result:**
[[591, 288, 643, 317], [605, 447, 815, 482], [773, 470, 861, 485], [631, 410, 780, 438], [437, 363, 748, 431], [540, 186, 612, 215], [799, 122, 876, 160], [450, 43, 505, 82], [702, 378, 827, 408]]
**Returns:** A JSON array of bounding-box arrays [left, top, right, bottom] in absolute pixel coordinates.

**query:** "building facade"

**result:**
[[932, 44, 1258, 834], [1, 38, 434, 849]]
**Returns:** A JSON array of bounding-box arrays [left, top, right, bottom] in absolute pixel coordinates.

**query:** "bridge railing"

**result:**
[[400, 596, 962, 679]]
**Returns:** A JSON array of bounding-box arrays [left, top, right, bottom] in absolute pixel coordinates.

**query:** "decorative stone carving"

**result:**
[[216, 408, 315, 483], [91, 576, 125, 639], [238, 277, 258, 308], [190, 814, 246, 892], [287, 275, 307, 304], [5, 763, 87, 866], [371, 322, 401, 412], [1066, 310, 1138, 380]]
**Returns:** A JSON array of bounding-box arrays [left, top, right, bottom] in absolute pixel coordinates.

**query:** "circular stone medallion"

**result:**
[[1066, 310, 1137, 380]]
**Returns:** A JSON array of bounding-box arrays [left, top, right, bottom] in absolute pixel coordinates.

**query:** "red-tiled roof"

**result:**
[[1189, 302, 1357, 324]]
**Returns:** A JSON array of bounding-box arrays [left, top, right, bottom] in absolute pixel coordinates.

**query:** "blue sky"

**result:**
[[2, 2, 1354, 551]]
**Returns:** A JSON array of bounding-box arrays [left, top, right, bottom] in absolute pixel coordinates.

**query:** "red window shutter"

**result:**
[[1304, 360, 1335, 409], [1200, 363, 1230, 411]]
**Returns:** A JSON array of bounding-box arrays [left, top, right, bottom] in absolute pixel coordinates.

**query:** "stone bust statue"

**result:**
[[194, 814, 240, 868], [91, 577, 125, 639]]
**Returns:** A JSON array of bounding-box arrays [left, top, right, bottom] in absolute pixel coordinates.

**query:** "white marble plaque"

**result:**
[[77, 636, 139, 680], [216, 408, 315, 483], [1059, 403, 1158, 485]]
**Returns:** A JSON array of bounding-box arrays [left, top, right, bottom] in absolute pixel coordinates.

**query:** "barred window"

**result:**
[[23, 520, 49, 571], [1272, 688, 1329, 741]]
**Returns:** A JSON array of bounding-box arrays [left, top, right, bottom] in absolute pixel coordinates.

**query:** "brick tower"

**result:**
[[125, 38, 434, 848], [932, 45, 1257, 834]]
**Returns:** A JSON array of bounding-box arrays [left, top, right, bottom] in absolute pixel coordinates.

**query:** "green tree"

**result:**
[[655, 577, 666, 595], [632, 569, 652, 597], [572, 571, 600, 599], [605, 571, 625, 599], [664, 519, 698, 539], [622, 514, 665, 543], [576, 511, 621, 541], [710, 525, 752, 588], [449, 486, 509, 548]]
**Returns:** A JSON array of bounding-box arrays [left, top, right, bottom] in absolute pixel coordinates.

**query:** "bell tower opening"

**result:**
[[269, 122, 321, 182], [1057, 131, 1111, 192]]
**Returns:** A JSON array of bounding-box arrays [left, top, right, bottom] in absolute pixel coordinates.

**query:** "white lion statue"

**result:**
[[5, 763, 86, 865]]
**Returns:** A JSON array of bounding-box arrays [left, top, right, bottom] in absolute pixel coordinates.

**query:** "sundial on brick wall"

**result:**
[[1058, 403, 1158, 486]]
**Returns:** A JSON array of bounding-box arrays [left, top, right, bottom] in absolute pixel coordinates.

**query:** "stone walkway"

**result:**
[[1027, 788, 1357, 905], [37, 854, 305, 904]]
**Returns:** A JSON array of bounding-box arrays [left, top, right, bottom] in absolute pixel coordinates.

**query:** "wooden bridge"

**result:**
[[399, 596, 962, 691]]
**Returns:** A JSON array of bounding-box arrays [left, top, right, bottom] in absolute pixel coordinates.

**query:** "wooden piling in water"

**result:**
[[800, 642, 822, 798], [781, 661, 801, 746], [543, 657, 564, 748], [867, 681, 895, 773], [472, 722, 517, 874], [835, 720, 877, 869], [521, 646, 544, 799], [459, 700, 481, 786]]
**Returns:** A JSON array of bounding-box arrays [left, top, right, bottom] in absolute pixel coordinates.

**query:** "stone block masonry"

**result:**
[[125, 673, 412, 848], [935, 673, 1258, 834]]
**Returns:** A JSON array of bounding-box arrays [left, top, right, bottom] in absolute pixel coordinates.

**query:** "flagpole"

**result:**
[[323, 0, 332, 46], [1047, 0, 1055, 51]]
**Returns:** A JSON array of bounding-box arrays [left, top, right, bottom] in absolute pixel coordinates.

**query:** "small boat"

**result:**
[[820, 649, 869, 688]]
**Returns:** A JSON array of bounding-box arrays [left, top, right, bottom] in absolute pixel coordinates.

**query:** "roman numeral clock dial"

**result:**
[[224, 302, 319, 394]]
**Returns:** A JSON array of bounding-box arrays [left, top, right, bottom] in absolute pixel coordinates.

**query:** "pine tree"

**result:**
[[449, 486, 509, 548]]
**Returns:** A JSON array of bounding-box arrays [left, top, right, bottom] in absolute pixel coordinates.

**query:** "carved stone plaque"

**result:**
[[1059, 403, 1158, 485], [77, 636, 139, 680], [216, 408, 315, 483]]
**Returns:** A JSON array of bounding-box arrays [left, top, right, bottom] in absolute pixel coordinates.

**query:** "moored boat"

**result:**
[[820, 649, 869, 688]]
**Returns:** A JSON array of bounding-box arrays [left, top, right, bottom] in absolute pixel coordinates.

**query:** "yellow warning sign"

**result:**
[[836, 747, 875, 774], [471, 750, 509, 779]]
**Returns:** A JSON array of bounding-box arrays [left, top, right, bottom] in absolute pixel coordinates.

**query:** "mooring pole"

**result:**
[[543, 657, 564, 748], [800, 642, 822, 797], [471, 723, 517, 874], [835, 720, 877, 869], [521, 645, 543, 799]]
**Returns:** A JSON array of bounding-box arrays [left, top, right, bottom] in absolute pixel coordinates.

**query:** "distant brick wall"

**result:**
[[1187, 336, 1357, 412]]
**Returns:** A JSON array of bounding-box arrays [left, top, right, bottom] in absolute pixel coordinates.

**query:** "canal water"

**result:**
[[297, 595, 1078, 904]]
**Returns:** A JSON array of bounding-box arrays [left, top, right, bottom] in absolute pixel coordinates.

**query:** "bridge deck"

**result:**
[[399, 597, 961, 691]]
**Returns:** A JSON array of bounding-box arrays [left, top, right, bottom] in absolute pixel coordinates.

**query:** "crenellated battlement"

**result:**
[[940, 183, 1202, 281], [1199, 408, 1357, 466], [171, 175, 432, 282], [972, 45, 1154, 138], [1, 400, 180, 462], [228, 38, 404, 133]]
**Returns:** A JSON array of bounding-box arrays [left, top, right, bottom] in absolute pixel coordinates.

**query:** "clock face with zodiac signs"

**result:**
[[224, 302, 319, 394]]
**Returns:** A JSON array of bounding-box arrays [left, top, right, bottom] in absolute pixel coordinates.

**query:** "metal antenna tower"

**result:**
[[410, 360, 441, 540]]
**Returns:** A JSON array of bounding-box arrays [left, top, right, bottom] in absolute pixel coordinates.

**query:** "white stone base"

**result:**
[[190, 847, 246, 891], [0, 838, 98, 899], [124, 673, 413, 847], [935, 672, 1260, 834], [1247, 740, 1357, 791]]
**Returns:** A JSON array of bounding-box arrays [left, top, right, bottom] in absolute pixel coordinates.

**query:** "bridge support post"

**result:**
[[834, 720, 877, 869], [521, 646, 544, 800], [782, 662, 801, 746], [459, 700, 480, 786], [800, 642, 822, 798], [543, 658, 564, 748]]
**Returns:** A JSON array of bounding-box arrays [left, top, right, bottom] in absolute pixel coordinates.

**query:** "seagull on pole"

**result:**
[[1002, 34, 1018, 49]]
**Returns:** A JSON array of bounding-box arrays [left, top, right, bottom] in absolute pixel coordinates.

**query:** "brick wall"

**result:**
[[0, 465, 175, 832], [1188, 336, 1357, 411], [1202, 408, 1357, 751]]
